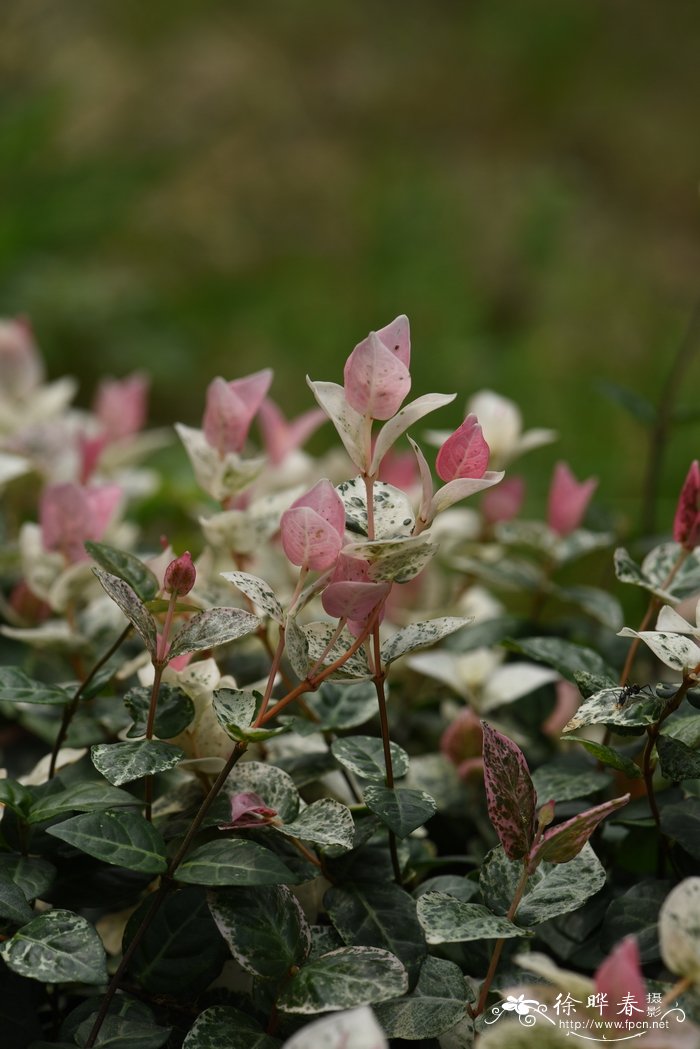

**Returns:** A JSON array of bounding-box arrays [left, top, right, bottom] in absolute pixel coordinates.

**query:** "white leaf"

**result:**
[[480, 663, 559, 712], [429, 471, 504, 517], [371, 392, 456, 474], [221, 571, 284, 624], [617, 628, 700, 673], [307, 379, 366, 470], [281, 1006, 388, 1049], [659, 877, 700, 981]]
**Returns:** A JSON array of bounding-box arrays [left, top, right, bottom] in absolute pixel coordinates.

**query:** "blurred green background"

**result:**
[[1, 0, 698, 527]]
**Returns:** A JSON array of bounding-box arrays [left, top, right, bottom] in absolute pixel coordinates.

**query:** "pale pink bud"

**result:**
[[673, 460, 700, 550], [93, 372, 149, 442], [594, 937, 645, 1020], [202, 369, 273, 454], [257, 397, 326, 465], [343, 319, 411, 420], [440, 708, 484, 782], [482, 475, 525, 524], [547, 461, 597, 536], [280, 479, 345, 571], [218, 791, 278, 830], [164, 551, 196, 596], [436, 414, 490, 482], [0, 317, 43, 397], [40, 483, 122, 563]]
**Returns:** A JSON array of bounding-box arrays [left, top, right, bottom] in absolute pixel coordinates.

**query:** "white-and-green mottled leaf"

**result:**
[[363, 786, 437, 838], [285, 615, 310, 678], [91, 740, 184, 786], [345, 533, 435, 583], [225, 761, 300, 823], [276, 946, 408, 1014], [168, 607, 259, 660], [93, 567, 157, 655], [331, 736, 409, 782], [304, 622, 371, 679], [209, 884, 311, 980], [416, 893, 526, 944], [336, 477, 414, 539], [0, 909, 107, 984], [28, 781, 140, 824], [220, 571, 284, 624], [277, 798, 355, 851], [562, 686, 666, 733], [373, 955, 470, 1041], [183, 1006, 279, 1049], [0, 667, 72, 706], [46, 810, 167, 873], [177, 838, 300, 886], [380, 617, 471, 666]]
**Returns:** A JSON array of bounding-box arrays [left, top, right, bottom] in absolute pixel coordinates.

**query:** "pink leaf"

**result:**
[[481, 722, 537, 860], [376, 313, 411, 368], [257, 397, 326, 465], [85, 485, 122, 540], [343, 331, 411, 420], [436, 414, 490, 482], [594, 937, 646, 1021], [202, 369, 273, 454], [441, 708, 483, 780], [322, 579, 391, 624], [280, 480, 346, 571], [0, 316, 43, 396], [93, 372, 149, 442], [219, 791, 278, 829], [547, 461, 598, 537], [531, 794, 630, 865], [41, 483, 121, 563], [673, 460, 700, 550], [482, 475, 526, 525]]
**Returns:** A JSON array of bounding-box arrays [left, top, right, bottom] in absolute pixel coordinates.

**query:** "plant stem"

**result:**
[[473, 858, 531, 1017], [143, 663, 164, 823], [49, 625, 132, 779], [255, 627, 286, 724], [371, 622, 401, 883]]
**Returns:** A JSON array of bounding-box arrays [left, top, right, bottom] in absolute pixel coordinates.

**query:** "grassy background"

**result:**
[[0, 0, 698, 528]]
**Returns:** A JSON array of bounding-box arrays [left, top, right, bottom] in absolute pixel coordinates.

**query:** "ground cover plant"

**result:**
[[0, 315, 699, 1049]]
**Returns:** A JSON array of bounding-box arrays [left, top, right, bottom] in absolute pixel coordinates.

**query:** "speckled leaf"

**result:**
[[177, 838, 300, 886], [481, 722, 536, 860], [416, 893, 526, 944], [297, 681, 377, 732], [212, 688, 256, 735], [277, 798, 355, 850], [285, 615, 310, 678], [168, 607, 259, 659], [531, 794, 630, 865], [336, 477, 414, 539], [277, 946, 408, 1014], [373, 955, 470, 1040], [0, 667, 72, 706], [208, 884, 311, 980], [363, 786, 437, 838], [176, 422, 265, 500], [28, 781, 139, 824], [429, 470, 504, 516], [73, 1014, 171, 1048], [659, 877, 700, 980], [225, 761, 300, 823], [220, 570, 284, 624], [93, 567, 157, 655], [124, 684, 195, 739], [91, 740, 184, 786], [0, 855, 55, 900], [331, 735, 409, 782], [614, 546, 673, 600], [530, 761, 610, 802], [562, 686, 666, 732], [618, 627, 700, 673], [325, 882, 426, 985], [558, 584, 623, 630], [0, 909, 107, 984], [642, 543, 700, 600], [85, 541, 159, 601], [566, 738, 643, 779], [601, 881, 668, 963], [0, 873, 34, 925], [304, 622, 371, 679], [307, 379, 366, 470], [345, 532, 435, 583], [370, 393, 456, 475], [381, 617, 471, 666], [46, 810, 167, 873], [503, 636, 617, 684], [281, 1006, 387, 1049], [657, 735, 700, 781], [182, 1006, 280, 1049]]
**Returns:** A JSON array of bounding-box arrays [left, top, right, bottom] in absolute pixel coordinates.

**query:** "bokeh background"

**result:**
[[1, 0, 698, 528]]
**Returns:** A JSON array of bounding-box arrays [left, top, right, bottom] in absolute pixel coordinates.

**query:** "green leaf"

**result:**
[[28, 780, 139, 824], [182, 1006, 280, 1049], [0, 667, 72, 706], [281, 681, 377, 734], [0, 873, 34, 924], [597, 380, 656, 425], [225, 761, 300, 823], [91, 740, 184, 786], [208, 884, 310, 980], [74, 1014, 171, 1048], [0, 855, 55, 900], [656, 735, 700, 781], [0, 778, 34, 818], [177, 838, 300, 886], [212, 687, 286, 742], [0, 908, 107, 984], [567, 738, 643, 779], [373, 955, 470, 1039], [123, 886, 228, 995], [124, 684, 195, 739], [46, 810, 167, 873], [285, 614, 309, 678], [530, 760, 610, 802], [277, 798, 355, 851], [413, 875, 480, 904], [503, 637, 616, 684], [659, 877, 700, 980], [331, 735, 409, 783], [480, 843, 606, 926], [93, 567, 157, 655], [168, 607, 259, 660], [556, 585, 623, 630], [220, 570, 284, 624], [416, 893, 527, 944], [304, 622, 371, 679], [326, 882, 426, 985], [277, 946, 408, 1014], [660, 799, 700, 859], [601, 880, 668, 963], [381, 617, 471, 665], [363, 786, 437, 838], [85, 541, 159, 601]]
